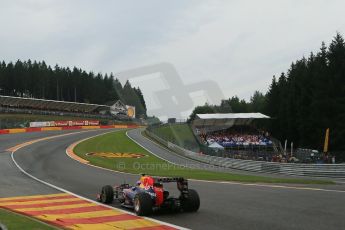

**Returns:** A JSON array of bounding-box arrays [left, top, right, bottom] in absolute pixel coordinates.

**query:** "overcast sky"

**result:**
[[1, 0, 345, 119]]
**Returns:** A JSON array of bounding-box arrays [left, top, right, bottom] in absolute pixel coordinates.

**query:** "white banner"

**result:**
[[29, 121, 52, 127]]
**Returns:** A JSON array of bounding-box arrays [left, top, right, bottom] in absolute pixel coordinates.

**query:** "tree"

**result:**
[[121, 81, 147, 118], [187, 33, 345, 153], [249, 91, 266, 112], [0, 59, 147, 117], [188, 103, 218, 122]]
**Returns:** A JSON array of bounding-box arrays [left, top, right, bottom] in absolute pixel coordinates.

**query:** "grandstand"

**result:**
[[0, 95, 135, 116], [0, 95, 137, 128], [193, 113, 270, 132], [148, 113, 278, 161], [191, 113, 283, 161], [0, 95, 109, 113]]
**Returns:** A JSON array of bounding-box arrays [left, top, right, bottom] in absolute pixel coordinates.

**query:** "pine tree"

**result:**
[[0, 60, 147, 117]]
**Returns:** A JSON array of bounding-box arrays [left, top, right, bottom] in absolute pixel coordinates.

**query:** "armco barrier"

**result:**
[[0, 223, 7, 230], [0, 124, 141, 135], [145, 130, 345, 179]]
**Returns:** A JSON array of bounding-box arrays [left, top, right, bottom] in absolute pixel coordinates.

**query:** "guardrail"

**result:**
[[0, 124, 141, 135], [0, 223, 7, 230], [145, 130, 345, 179]]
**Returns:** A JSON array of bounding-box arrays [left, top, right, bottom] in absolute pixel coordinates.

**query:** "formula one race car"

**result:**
[[97, 174, 200, 216]]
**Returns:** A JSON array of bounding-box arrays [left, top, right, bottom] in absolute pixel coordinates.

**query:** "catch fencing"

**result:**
[[146, 130, 345, 179]]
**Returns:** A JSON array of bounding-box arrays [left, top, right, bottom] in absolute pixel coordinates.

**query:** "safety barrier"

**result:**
[[0, 124, 140, 135], [0, 223, 7, 230], [145, 130, 345, 179]]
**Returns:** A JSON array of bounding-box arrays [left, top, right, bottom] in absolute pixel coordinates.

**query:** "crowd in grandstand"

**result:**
[[197, 126, 280, 162], [200, 126, 273, 148], [199, 128, 335, 164], [205, 133, 272, 147]]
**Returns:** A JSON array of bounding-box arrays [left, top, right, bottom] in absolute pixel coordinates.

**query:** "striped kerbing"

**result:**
[[0, 193, 177, 230]]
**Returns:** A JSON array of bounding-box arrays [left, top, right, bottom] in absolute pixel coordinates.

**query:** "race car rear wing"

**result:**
[[153, 177, 186, 183], [153, 177, 189, 198]]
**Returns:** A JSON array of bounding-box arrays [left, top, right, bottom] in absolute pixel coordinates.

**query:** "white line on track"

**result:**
[[10, 130, 188, 230], [131, 129, 200, 164], [126, 130, 184, 167]]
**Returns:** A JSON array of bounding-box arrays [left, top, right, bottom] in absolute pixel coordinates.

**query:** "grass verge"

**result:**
[[73, 130, 333, 184], [0, 208, 57, 230], [149, 124, 199, 150]]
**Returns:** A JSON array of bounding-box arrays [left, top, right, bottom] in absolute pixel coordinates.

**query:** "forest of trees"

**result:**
[[189, 33, 345, 152], [0, 60, 147, 117]]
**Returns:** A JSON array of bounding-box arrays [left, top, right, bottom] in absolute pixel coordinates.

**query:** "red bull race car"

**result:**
[[97, 175, 200, 216]]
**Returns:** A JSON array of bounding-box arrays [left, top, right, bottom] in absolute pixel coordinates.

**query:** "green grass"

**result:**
[[0, 208, 58, 230], [74, 130, 333, 184], [150, 124, 199, 151]]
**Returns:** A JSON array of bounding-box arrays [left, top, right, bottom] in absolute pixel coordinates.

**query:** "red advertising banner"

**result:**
[[54, 120, 100, 127], [75, 120, 85, 126], [88, 120, 100, 125], [54, 121, 69, 126]]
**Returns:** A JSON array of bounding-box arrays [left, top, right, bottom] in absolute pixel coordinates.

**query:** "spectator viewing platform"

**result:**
[[0, 95, 138, 129], [0, 95, 109, 113], [202, 129, 273, 148], [193, 113, 270, 132], [190, 113, 280, 160], [0, 95, 135, 118]]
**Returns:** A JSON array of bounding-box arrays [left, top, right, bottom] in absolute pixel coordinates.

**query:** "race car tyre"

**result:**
[[100, 185, 114, 204], [134, 192, 153, 216], [182, 189, 200, 212]]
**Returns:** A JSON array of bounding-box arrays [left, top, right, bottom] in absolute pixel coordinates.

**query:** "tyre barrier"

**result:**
[[145, 130, 345, 179]]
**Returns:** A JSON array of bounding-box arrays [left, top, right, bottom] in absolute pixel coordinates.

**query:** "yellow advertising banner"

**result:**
[[323, 128, 329, 153], [126, 105, 136, 118]]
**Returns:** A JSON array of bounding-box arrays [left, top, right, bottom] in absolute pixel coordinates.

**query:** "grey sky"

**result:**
[[1, 0, 345, 119]]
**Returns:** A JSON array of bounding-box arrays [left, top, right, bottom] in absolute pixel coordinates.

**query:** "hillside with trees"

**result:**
[[0, 60, 147, 117], [189, 33, 345, 152]]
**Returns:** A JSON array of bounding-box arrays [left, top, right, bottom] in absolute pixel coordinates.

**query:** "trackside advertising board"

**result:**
[[30, 120, 100, 127]]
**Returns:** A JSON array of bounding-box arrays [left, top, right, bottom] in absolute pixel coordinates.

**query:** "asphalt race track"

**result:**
[[2, 129, 345, 230], [0, 130, 96, 197]]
